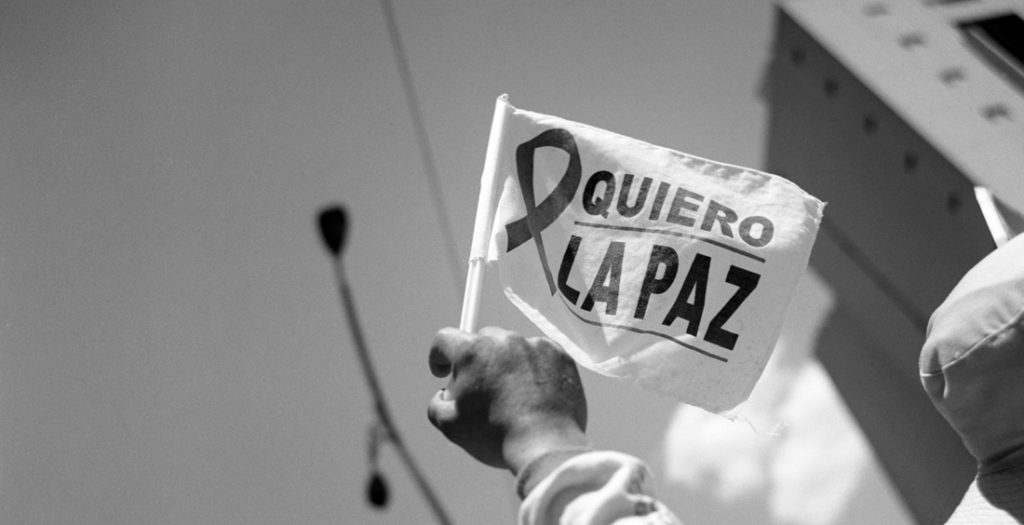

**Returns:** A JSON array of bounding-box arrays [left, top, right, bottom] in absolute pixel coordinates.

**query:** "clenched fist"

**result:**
[[427, 327, 589, 475]]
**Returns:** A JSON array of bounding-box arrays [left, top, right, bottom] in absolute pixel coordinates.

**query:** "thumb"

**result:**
[[427, 388, 458, 432]]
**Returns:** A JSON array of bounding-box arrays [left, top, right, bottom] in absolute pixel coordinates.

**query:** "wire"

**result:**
[[331, 255, 455, 525], [379, 0, 465, 292]]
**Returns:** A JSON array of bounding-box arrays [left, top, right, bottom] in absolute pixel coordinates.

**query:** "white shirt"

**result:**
[[518, 450, 682, 525]]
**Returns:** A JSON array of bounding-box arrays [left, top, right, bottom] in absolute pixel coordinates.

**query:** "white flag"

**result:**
[[465, 96, 824, 413]]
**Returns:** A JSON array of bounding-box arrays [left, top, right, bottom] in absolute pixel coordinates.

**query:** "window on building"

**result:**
[[959, 13, 1024, 94]]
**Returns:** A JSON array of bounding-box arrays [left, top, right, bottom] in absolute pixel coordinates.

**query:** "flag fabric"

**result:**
[[471, 96, 824, 414]]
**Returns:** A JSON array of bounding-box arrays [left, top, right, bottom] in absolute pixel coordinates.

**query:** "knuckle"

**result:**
[[479, 326, 516, 346], [528, 334, 558, 351], [431, 327, 453, 347]]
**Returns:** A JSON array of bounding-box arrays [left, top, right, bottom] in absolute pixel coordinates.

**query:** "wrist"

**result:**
[[514, 446, 594, 499], [503, 420, 590, 476]]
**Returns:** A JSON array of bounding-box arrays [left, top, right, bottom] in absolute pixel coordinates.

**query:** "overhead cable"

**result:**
[[380, 0, 465, 292]]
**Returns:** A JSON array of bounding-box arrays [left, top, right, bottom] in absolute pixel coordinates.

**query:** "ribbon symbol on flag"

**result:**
[[504, 128, 581, 295]]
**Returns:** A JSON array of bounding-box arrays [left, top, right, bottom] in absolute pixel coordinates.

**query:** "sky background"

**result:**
[[0, 1, 915, 523]]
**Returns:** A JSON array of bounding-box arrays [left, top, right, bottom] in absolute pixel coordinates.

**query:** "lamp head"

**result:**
[[317, 205, 348, 258]]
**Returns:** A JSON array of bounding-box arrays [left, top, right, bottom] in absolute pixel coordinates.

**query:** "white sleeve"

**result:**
[[517, 450, 683, 525]]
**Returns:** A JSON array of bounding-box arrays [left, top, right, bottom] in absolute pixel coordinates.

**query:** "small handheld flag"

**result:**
[[461, 96, 824, 414]]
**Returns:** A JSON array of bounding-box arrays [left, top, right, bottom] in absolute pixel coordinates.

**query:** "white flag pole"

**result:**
[[459, 95, 511, 332]]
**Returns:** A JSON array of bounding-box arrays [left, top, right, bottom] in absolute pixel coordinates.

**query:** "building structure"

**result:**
[[765, 1, 1024, 522]]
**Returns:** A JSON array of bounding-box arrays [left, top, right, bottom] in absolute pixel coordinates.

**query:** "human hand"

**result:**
[[427, 327, 589, 474]]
